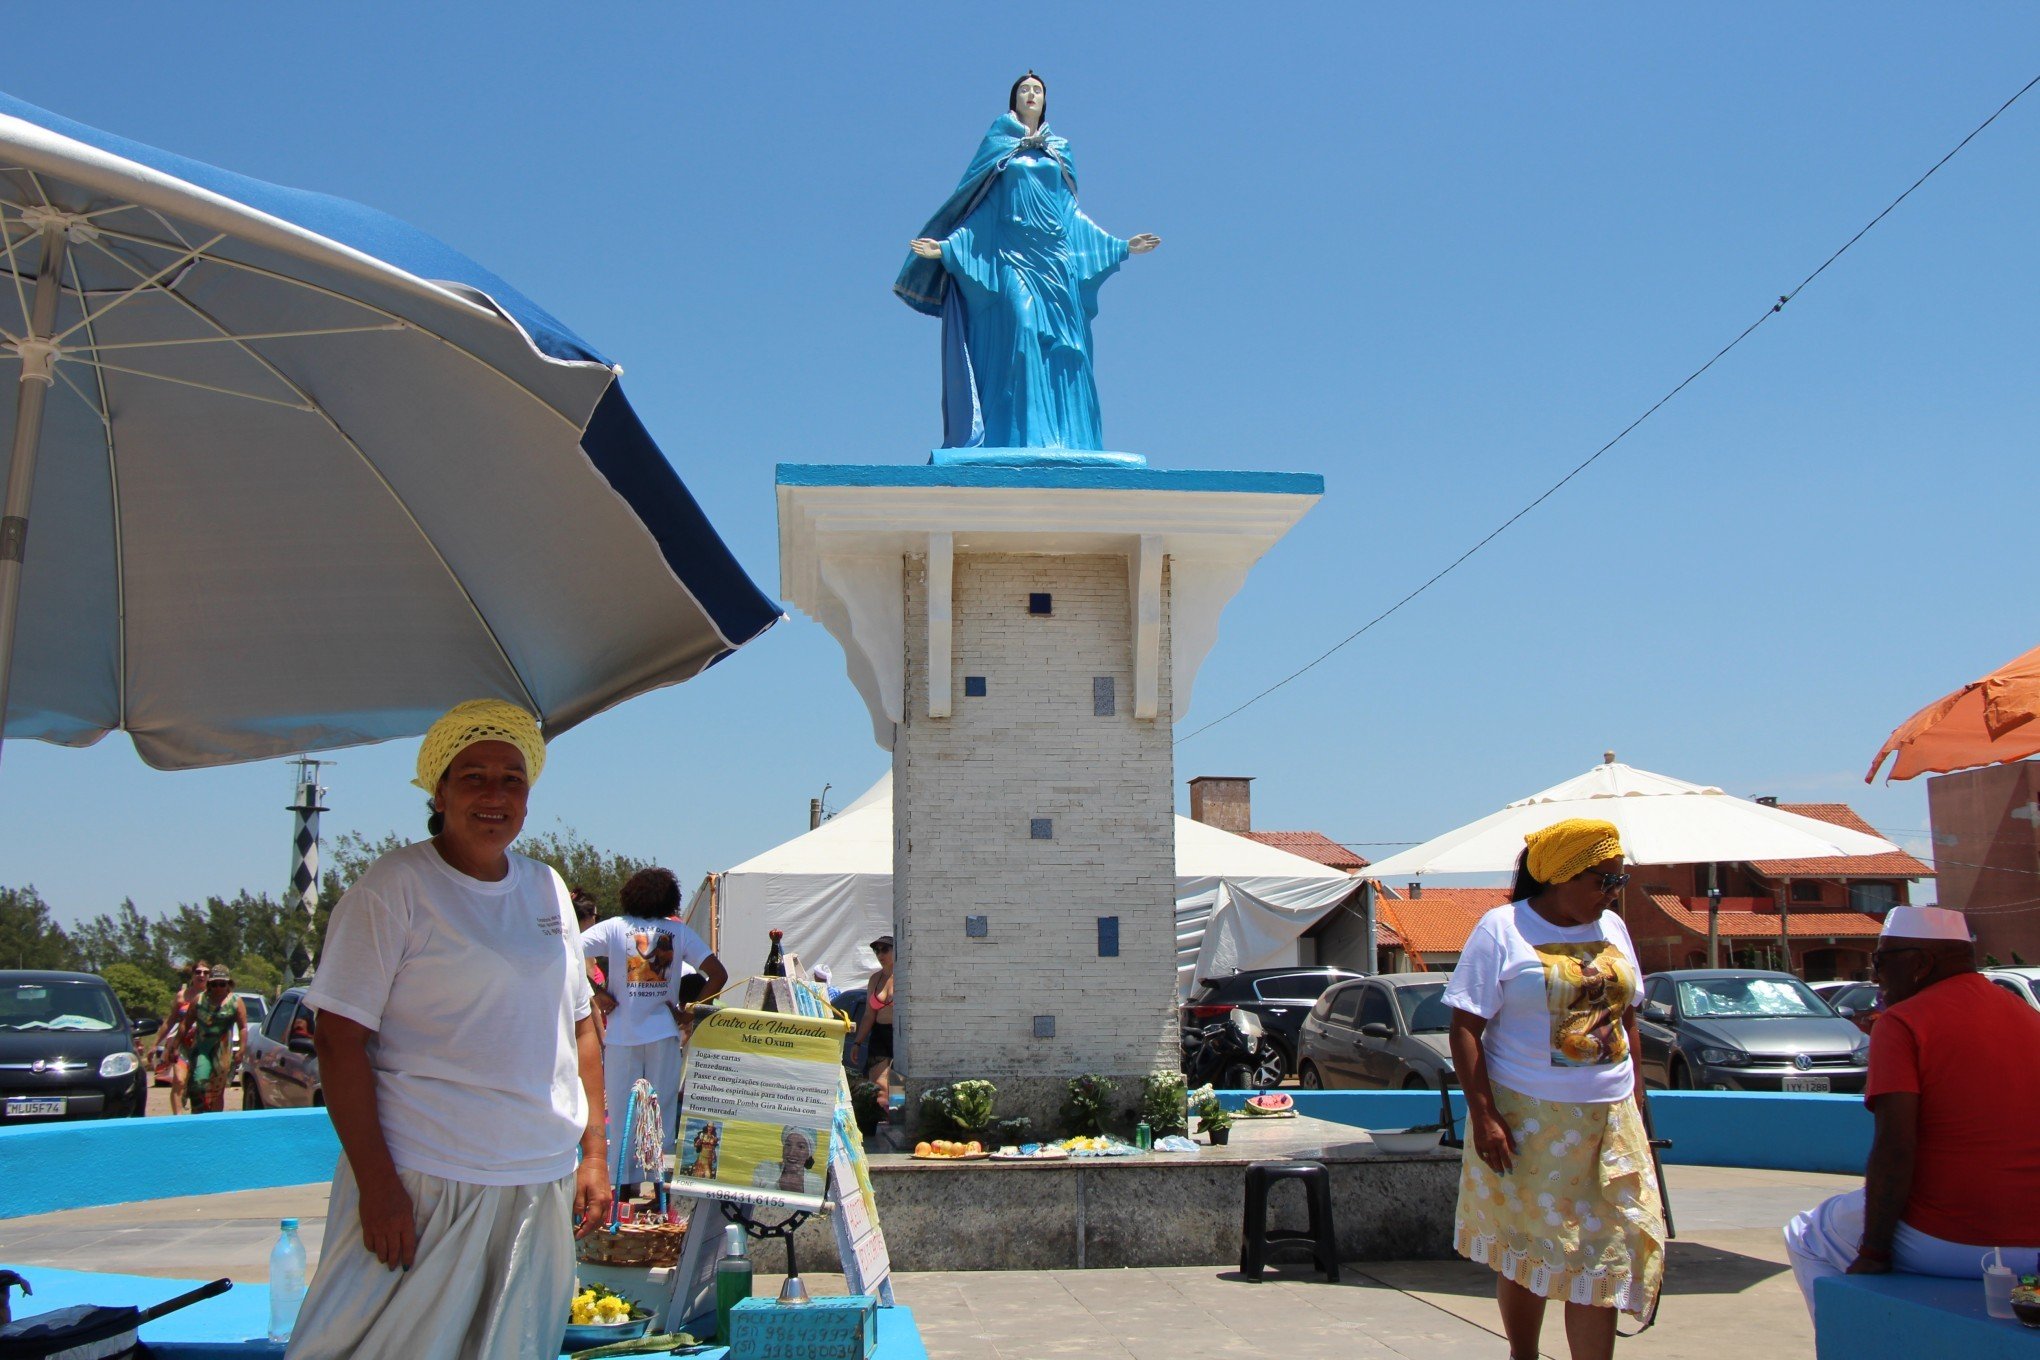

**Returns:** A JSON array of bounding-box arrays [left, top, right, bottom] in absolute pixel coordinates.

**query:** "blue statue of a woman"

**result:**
[[894, 72, 1160, 455]]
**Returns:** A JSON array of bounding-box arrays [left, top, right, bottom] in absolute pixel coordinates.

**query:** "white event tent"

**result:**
[[683, 773, 1363, 997]]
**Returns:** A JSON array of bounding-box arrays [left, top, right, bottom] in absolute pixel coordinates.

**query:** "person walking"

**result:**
[[579, 867, 726, 1190], [1784, 906, 2040, 1317], [1444, 818, 1664, 1360], [184, 968, 249, 1115], [149, 960, 208, 1115], [287, 700, 609, 1360]]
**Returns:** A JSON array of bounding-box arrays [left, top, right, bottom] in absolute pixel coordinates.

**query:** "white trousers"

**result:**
[[285, 1157, 573, 1360], [603, 1036, 682, 1182], [1783, 1187, 1993, 1321]]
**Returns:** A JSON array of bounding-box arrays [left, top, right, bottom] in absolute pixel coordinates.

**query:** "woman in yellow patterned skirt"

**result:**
[[1443, 818, 1664, 1360]]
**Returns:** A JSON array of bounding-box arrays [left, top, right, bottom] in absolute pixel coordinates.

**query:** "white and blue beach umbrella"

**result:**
[[0, 92, 778, 770]]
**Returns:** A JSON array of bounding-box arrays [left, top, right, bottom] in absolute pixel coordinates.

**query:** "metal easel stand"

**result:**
[[720, 1201, 817, 1304]]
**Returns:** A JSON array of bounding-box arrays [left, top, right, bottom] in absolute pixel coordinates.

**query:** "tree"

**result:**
[[69, 900, 170, 981], [101, 961, 173, 1020], [231, 953, 285, 1002], [516, 822, 657, 916], [0, 885, 77, 970]]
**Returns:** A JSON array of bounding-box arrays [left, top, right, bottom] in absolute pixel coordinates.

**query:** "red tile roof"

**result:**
[[1376, 888, 1513, 959], [1644, 891, 1885, 940], [1242, 830, 1368, 872], [1747, 803, 1935, 880]]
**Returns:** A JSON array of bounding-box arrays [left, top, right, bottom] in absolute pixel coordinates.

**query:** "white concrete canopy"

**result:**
[[776, 464, 1322, 748]]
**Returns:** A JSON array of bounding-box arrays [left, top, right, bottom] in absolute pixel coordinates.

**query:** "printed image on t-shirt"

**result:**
[[625, 929, 675, 988], [1537, 941, 1634, 1068]]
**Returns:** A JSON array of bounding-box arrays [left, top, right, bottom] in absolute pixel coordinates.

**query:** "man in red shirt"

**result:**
[[1785, 906, 2040, 1318]]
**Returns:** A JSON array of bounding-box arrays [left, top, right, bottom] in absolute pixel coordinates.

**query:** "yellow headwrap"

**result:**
[[1524, 818, 1624, 886], [412, 699, 547, 793]]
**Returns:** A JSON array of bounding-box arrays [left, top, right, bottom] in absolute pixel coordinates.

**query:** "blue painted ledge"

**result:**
[[1814, 1273, 2034, 1359], [1216, 1089, 1871, 1176], [0, 1108, 340, 1219], [777, 462, 1324, 495], [1, 1268, 931, 1360]]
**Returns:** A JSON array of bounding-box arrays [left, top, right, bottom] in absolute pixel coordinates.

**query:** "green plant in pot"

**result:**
[[849, 1078, 884, 1138], [1189, 1084, 1233, 1145], [920, 1079, 998, 1143], [1060, 1074, 1117, 1138], [1139, 1071, 1189, 1136], [993, 1116, 1032, 1149]]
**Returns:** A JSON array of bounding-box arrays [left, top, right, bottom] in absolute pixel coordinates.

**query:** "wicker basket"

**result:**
[[577, 1217, 690, 1268]]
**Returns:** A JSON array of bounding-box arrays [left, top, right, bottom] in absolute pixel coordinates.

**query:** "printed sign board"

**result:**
[[672, 1005, 849, 1212]]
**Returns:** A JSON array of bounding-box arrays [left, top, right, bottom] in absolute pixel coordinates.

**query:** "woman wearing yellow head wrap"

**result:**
[[1440, 817, 1665, 1357], [289, 701, 611, 1360]]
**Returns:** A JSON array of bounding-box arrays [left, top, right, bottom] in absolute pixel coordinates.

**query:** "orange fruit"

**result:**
[[914, 1142, 932, 1156], [966, 1141, 982, 1154]]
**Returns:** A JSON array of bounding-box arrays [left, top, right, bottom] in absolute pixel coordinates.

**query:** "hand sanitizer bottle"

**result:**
[[714, 1223, 754, 1342], [268, 1218, 308, 1342]]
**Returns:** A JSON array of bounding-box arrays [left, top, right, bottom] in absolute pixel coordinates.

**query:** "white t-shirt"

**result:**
[[578, 916, 713, 1048], [1443, 902, 1641, 1104], [305, 842, 593, 1186]]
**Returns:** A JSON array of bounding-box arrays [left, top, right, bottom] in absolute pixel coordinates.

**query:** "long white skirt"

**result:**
[[285, 1158, 573, 1360]]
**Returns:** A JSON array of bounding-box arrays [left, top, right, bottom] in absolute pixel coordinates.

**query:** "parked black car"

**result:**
[[0, 970, 152, 1122], [1296, 973, 1457, 1090], [1180, 967, 1361, 1077], [1636, 969, 1868, 1094], [242, 986, 322, 1109]]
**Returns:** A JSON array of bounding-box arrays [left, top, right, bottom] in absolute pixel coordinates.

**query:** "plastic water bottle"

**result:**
[[268, 1218, 307, 1342]]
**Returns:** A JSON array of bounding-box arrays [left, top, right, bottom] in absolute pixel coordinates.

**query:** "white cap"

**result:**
[[812, 965, 832, 983], [1879, 906, 1972, 942]]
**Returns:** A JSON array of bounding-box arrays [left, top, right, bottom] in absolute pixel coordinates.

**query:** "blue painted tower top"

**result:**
[[893, 71, 1162, 468]]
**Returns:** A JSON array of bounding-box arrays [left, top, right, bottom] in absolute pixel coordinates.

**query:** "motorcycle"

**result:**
[[1181, 1006, 1287, 1090]]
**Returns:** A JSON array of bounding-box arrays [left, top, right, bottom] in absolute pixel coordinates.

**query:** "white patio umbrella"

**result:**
[[1360, 754, 1900, 879], [0, 91, 778, 770]]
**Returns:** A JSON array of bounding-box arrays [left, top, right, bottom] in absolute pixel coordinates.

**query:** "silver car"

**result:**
[[1296, 974, 1456, 1091]]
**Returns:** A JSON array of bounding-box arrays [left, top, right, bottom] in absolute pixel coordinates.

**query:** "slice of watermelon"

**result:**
[[1245, 1092, 1294, 1113]]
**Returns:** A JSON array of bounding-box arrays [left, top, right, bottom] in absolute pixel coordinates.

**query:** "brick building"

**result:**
[[1617, 801, 1932, 979], [1926, 761, 2040, 964]]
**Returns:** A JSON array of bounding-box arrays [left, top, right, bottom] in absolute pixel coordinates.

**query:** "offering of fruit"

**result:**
[[912, 1138, 986, 1158], [1242, 1093, 1295, 1116]]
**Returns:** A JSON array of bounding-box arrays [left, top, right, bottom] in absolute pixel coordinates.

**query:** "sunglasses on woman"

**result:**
[[1593, 872, 1630, 891]]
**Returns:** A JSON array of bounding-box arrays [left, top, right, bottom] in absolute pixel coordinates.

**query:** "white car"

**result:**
[[1983, 967, 2040, 1010]]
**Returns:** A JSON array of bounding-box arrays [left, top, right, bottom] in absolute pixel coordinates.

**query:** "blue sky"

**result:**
[[4, 5, 2036, 925]]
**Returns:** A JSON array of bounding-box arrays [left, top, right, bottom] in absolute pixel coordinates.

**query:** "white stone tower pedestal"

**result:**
[[777, 461, 1319, 1129]]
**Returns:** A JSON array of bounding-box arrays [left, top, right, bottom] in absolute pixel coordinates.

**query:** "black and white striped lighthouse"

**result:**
[[286, 757, 330, 983]]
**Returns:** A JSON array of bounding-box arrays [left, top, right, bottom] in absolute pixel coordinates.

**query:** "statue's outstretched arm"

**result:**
[[909, 238, 944, 260], [1128, 233, 1160, 254]]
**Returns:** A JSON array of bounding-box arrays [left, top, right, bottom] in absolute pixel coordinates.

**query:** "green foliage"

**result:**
[[1188, 1083, 1232, 1133], [2016, 952, 2029, 966], [515, 823, 659, 918], [15, 819, 652, 1007], [1139, 1070, 1188, 1136], [918, 1079, 998, 1140], [231, 954, 285, 1001], [848, 1078, 884, 1137], [0, 885, 78, 971], [993, 1116, 1032, 1148], [101, 962, 173, 1020], [1059, 1074, 1118, 1137], [1985, 953, 2002, 968]]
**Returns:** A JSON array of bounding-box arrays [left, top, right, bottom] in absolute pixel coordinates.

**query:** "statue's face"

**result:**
[[1014, 78, 1044, 119]]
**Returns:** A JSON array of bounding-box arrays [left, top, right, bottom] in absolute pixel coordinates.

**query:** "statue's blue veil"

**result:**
[[895, 115, 1079, 447]]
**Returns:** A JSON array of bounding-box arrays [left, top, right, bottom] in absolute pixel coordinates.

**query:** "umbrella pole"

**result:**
[[0, 222, 74, 768]]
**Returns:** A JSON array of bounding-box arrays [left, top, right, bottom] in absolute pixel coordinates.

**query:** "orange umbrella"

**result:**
[[1867, 643, 2040, 781]]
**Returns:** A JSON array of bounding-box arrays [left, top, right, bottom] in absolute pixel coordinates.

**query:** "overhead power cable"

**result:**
[[1178, 72, 2040, 746]]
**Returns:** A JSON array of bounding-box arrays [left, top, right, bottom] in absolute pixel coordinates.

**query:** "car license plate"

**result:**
[[5, 1097, 65, 1116], [1782, 1075, 1830, 1093]]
